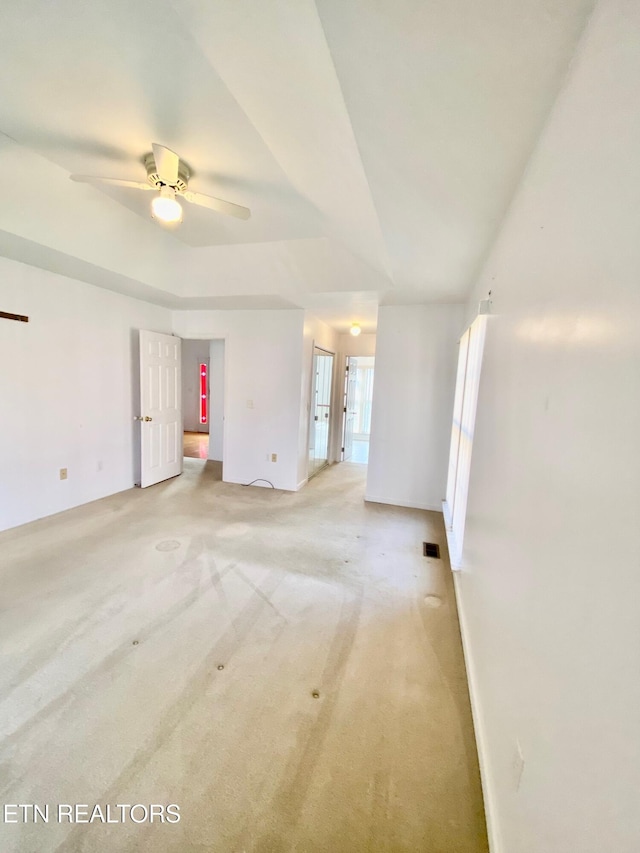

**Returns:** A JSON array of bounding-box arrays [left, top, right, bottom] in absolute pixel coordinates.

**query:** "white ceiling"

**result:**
[[0, 0, 594, 332]]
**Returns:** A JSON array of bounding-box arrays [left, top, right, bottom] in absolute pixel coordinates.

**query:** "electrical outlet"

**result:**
[[59, 468, 68, 480], [271, 453, 277, 463], [246, 399, 254, 409]]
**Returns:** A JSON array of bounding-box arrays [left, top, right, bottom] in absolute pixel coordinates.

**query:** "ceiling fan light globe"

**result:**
[[350, 323, 362, 337], [151, 190, 183, 224]]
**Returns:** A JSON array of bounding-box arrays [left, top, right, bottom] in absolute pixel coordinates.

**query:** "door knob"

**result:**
[[144, 416, 153, 422]]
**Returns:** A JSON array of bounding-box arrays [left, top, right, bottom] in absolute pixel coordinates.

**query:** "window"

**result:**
[[444, 314, 487, 567], [199, 363, 208, 425]]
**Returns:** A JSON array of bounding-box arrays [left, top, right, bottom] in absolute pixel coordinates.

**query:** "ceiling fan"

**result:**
[[70, 143, 251, 225]]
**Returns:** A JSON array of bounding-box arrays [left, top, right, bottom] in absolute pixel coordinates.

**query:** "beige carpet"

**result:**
[[0, 460, 488, 852]]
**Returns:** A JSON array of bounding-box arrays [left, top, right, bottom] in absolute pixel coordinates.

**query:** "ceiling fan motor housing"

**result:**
[[144, 152, 189, 193]]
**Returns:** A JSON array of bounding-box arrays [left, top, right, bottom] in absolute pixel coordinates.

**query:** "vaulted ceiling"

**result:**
[[0, 0, 594, 331]]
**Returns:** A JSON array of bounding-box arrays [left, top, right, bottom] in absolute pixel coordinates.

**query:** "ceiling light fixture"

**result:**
[[350, 323, 362, 337], [151, 186, 183, 224]]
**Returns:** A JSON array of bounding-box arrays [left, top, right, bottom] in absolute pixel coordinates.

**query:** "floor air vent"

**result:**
[[423, 542, 440, 559]]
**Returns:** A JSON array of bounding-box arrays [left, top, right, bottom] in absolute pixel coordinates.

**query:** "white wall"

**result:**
[[0, 257, 171, 531], [208, 340, 225, 462], [172, 310, 304, 491], [454, 2, 640, 851], [297, 313, 339, 487], [337, 332, 376, 358], [366, 304, 463, 510], [181, 339, 210, 433]]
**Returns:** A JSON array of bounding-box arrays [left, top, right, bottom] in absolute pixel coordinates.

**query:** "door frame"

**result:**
[[341, 355, 358, 461], [181, 336, 227, 467], [338, 354, 375, 464]]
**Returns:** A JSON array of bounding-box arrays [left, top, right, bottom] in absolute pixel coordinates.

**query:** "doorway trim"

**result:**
[[180, 336, 227, 472], [340, 354, 375, 464]]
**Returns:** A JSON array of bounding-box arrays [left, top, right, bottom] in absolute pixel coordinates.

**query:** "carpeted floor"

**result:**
[[0, 461, 488, 852]]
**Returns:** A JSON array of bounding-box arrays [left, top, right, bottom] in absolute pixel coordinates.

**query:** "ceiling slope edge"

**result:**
[[0, 230, 182, 308], [171, 0, 393, 282]]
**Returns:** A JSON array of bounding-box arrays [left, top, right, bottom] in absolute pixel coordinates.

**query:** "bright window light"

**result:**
[[444, 314, 487, 568]]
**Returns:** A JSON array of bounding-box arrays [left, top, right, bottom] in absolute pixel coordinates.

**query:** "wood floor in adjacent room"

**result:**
[[0, 461, 488, 853], [183, 431, 209, 459]]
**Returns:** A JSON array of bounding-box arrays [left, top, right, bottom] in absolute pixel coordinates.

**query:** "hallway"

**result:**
[[0, 462, 487, 852]]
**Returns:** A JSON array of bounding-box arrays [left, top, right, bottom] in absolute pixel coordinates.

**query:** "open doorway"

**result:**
[[342, 356, 375, 464], [181, 339, 225, 466]]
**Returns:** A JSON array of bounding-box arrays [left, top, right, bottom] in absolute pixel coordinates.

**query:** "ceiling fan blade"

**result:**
[[152, 143, 179, 186], [183, 190, 251, 220], [70, 175, 152, 191]]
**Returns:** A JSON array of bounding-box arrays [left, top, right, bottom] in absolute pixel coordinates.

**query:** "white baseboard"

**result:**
[[296, 478, 308, 491], [451, 571, 502, 853], [364, 494, 443, 513]]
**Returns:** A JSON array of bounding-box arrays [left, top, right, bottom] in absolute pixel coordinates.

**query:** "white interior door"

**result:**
[[342, 356, 358, 461], [138, 330, 182, 488], [308, 348, 334, 477]]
